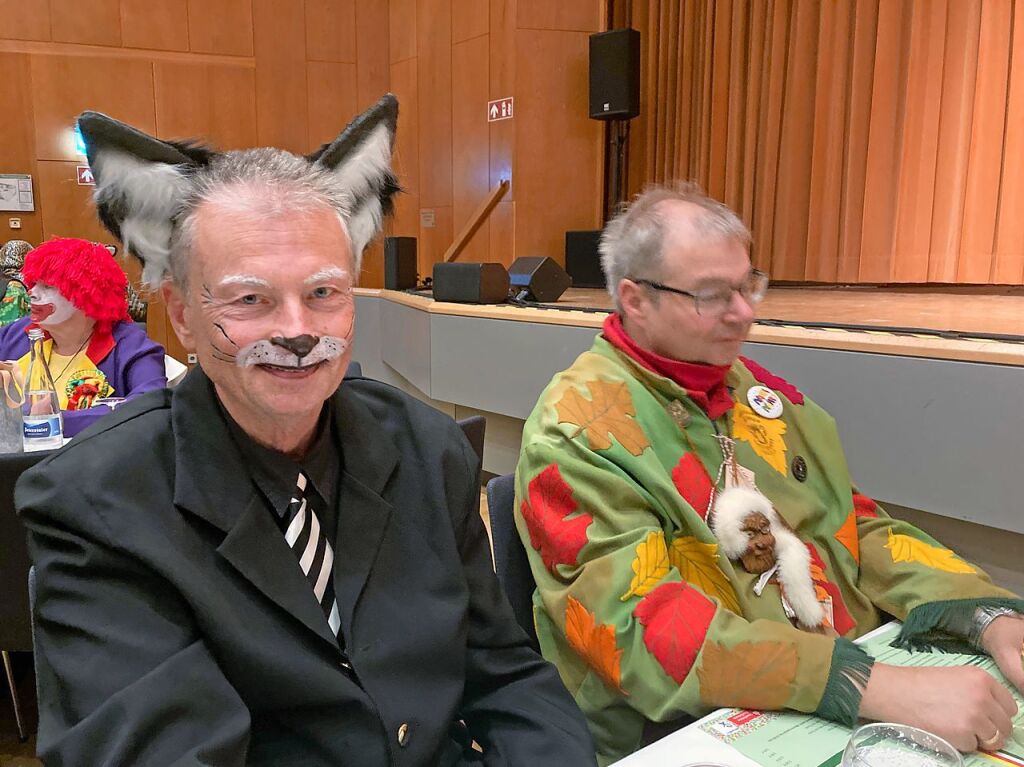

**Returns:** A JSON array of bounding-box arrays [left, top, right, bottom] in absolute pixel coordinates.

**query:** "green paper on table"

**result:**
[[697, 624, 1024, 767]]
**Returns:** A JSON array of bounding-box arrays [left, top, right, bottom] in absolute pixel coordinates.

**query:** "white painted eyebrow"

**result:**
[[304, 267, 350, 284], [218, 274, 272, 289]]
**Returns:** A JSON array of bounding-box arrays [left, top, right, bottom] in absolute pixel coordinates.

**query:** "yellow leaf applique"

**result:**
[[555, 379, 651, 456], [697, 639, 798, 709], [834, 511, 859, 563], [668, 536, 742, 614], [732, 402, 788, 476], [565, 595, 625, 692], [885, 528, 975, 574], [621, 531, 670, 601]]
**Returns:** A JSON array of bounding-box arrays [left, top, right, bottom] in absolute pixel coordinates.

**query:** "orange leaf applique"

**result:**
[[555, 379, 651, 456], [634, 582, 716, 684], [806, 543, 856, 635], [697, 640, 798, 709], [520, 464, 593, 572], [667, 536, 742, 614], [834, 511, 859, 563], [672, 453, 714, 519], [621, 531, 671, 601], [565, 595, 625, 692]]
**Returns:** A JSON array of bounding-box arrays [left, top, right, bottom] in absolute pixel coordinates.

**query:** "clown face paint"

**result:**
[[166, 201, 355, 449], [29, 283, 79, 326]]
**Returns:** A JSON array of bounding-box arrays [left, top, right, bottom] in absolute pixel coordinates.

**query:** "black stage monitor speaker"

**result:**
[[508, 256, 572, 303], [565, 230, 605, 289], [589, 28, 641, 120], [384, 236, 418, 290], [432, 262, 510, 304]]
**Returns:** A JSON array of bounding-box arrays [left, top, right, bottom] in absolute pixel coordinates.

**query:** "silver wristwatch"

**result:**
[[969, 605, 1020, 650]]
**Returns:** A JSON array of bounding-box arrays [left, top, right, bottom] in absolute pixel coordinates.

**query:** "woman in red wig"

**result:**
[[0, 237, 167, 438]]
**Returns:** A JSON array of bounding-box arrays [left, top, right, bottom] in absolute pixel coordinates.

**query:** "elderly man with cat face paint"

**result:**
[[16, 96, 596, 767]]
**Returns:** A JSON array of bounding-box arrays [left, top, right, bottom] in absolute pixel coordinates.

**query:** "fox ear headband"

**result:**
[[77, 94, 401, 288]]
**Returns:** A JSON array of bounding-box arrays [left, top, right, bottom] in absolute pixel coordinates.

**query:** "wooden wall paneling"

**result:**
[[49, 0, 121, 47], [927, 0, 982, 282], [307, 62, 359, 147], [154, 62, 257, 148], [991, 1, 1024, 284], [722, 0, 749, 214], [452, 0, 487, 43], [390, 59, 421, 242], [804, 0, 852, 283], [0, 53, 44, 246], [360, 240, 385, 288], [0, 0, 51, 41], [750, 0, 789, 274], [836, 0, 878, 283], [36, 160, 110, 242], [31, 54, 157, 161], [488, 199, 514, 266], [890, 0, 947, 282], [740, 0, 768, 227], [253, 0, 308, 153], [355, 0, 390, 111], [187, 0, 254, 57], [515, 0, 603, 32], [390, 0, 417, 63], [451, 35, 490, 263], [957, 0, 1011, 284], [418, 205, 453, 272], [121, 0, 190, 51], [513, 29, 602, 263], [489, 0, 515, 201], [857, 0, 911, 282], [416, 0, 453, 209], [769, 1, 819, 281], [705, 0, 733, 202], [306, 0, 357, 62]]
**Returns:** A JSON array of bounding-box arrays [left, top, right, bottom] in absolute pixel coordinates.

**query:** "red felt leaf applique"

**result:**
[[739, 356, 805, 405], [634, 581, 716, 684], [852, 493, 879, 519], [806, 543, 856, 636], [520, 464, 593, 572], [672, 453, 714, 519]]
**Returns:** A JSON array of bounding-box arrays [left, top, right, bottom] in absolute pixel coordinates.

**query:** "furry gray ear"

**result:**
[[308, 93, 400, 257], [77, 111, 212, 287]]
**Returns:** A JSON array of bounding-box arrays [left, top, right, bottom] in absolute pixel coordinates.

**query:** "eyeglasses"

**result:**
[[631, 269, 769, 316]]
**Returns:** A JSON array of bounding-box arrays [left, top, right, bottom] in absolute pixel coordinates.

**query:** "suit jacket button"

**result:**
[[397, 722, 410, 747]]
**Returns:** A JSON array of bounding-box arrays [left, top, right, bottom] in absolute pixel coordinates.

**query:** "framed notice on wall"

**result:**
[[0, 174, 34, 212]]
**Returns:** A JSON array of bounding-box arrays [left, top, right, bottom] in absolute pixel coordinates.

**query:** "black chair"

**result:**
[[0, 449, 54, 741], [486, 473, 539, 649], [455, 415, 485, 475]]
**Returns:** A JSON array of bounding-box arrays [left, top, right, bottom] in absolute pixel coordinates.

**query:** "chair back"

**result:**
[[486, 473, 539, 649], [345, 360, 363, 378], [0, 450, 52, 650], [455, 415, 485, 472]]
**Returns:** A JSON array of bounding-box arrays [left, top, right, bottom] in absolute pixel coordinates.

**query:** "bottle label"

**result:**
[[24, 416, 62, 440]]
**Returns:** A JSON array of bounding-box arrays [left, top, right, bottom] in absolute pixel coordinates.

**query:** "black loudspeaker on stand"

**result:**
[[432, 262, 510, 304], [508, 256, 572, 303], [589, 29, 640, 120], [384, 236, 418, 290], [565, 230, 605, 289]]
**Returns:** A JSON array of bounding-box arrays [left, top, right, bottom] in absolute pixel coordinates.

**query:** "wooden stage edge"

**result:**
[[355, 286, 1024, 367]]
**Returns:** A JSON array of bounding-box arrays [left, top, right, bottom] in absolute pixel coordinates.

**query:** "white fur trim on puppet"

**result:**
[[771, 525, 825, 628], [91, 149, 190, 287], [710, 486, 778, 559]]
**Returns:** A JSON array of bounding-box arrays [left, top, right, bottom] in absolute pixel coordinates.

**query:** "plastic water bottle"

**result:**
[[22, 327, 64, 452]]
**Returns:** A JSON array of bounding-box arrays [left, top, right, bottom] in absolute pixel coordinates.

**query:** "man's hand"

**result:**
[[981, 615, 1024, 696], [858, 664, 1018, 752]]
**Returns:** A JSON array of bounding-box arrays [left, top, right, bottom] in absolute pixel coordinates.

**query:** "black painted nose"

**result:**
[[270, 334, 320, 359]]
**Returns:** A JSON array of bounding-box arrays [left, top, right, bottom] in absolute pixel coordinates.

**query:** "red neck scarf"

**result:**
[[602, 313, 734, 420]]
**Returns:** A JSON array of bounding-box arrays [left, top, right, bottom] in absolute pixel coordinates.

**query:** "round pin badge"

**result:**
[[746, 385, 783, 419]]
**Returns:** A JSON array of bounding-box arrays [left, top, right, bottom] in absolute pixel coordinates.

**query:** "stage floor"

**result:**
[[552, 285, 1024, 339]]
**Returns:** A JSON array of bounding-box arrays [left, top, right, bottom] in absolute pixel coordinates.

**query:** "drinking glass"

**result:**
[[841, 724, 963, 767]]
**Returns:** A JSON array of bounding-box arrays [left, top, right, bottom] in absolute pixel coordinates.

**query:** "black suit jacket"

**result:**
[[18, 368, 596, 766]]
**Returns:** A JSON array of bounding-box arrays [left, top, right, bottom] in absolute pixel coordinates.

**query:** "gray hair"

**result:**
[[169, 149, 353, 294], [599, 182, 751, 312]]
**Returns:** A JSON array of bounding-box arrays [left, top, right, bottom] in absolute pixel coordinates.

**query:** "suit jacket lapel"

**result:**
[[331, 384, 400, 641], [170, 367, 340, 651]]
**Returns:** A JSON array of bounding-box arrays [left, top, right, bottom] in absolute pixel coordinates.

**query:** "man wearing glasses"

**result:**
[[514, 183, 1024, 766]]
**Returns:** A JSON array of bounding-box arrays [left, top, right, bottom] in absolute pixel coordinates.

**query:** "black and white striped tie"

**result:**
[[284, 472, 342, 641]]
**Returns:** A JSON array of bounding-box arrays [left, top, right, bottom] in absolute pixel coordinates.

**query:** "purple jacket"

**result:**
[[0, 317, 167, 437]]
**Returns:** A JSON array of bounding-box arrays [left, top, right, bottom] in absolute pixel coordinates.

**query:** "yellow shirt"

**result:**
[[18, 339, 114, 410]]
